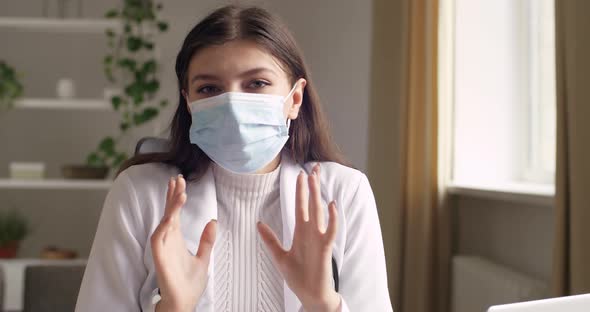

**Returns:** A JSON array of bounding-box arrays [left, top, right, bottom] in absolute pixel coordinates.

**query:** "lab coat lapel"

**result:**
[[280, 153, 304, 312], [181, 165, 218, 312]]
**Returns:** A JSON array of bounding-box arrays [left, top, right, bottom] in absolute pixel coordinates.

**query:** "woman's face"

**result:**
[[183, 39, 306, 120]]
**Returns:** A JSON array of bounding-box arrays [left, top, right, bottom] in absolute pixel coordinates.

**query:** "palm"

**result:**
[[257, 165, 341, 312], [151, 175, 216, 311]]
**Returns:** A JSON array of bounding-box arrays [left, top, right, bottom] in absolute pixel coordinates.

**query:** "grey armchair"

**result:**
[[23, 265, 85, 312]]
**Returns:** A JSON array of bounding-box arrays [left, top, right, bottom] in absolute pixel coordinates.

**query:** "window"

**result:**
[[440, 0, 556, 195]]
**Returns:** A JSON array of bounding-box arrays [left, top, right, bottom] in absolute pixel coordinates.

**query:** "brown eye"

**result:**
[[197, 85, 222, 95], [247, 80, 270, 89]]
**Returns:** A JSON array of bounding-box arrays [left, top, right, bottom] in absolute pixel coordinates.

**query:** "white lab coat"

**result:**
[[75, 152, 393, 312]]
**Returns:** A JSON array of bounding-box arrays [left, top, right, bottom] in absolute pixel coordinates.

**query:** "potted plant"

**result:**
[[0, 61, 24, 112], [0, 211, 30, 258], [63, 0, 169, 179]]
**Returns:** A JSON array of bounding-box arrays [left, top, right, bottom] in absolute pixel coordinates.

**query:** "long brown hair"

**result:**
[[118, 5, 348, 182]]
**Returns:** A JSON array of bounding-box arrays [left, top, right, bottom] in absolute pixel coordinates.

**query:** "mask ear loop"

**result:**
[[285, 81, 299, 128]]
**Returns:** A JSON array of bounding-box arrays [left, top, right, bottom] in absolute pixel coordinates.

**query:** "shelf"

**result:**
[[14, 98, 112, 111], [0, 17, 118, 33], [0, 179, 112, 190], [446, 182, 554, 206]]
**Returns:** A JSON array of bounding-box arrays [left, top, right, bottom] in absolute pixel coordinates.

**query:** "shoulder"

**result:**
[[306, 161, 368, 196], [116, 162, 179, 193]]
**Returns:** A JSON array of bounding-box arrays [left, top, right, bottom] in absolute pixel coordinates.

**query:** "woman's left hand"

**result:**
[[257, 164, 341, 312]]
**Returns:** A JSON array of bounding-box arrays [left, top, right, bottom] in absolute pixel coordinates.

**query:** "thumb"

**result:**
[[195, 220, 217, 261], [257, 221, 286, 263]]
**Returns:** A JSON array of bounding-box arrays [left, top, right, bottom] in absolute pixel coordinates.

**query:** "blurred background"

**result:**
[[0, 0, 588, 311]]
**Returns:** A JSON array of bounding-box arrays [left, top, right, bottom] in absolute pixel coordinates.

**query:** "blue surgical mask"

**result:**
[[188, 84, 298, 173]]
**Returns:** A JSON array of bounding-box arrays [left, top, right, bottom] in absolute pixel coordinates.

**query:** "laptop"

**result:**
[[487, 294, 590, 312]]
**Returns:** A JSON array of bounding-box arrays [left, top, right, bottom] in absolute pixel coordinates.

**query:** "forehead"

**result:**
[[187, 40, 288, 79]]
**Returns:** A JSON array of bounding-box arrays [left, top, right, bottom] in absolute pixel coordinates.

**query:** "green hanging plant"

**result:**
[[0, 61, 24, 111], [86, 0, 169, 170]]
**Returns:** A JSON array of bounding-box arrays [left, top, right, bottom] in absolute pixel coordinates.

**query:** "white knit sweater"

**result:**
[[212, 163, 285, 312]]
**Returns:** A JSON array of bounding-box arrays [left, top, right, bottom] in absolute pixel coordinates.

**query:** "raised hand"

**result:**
[[151, 174, 217, 312], [257, 164, 341, 312]]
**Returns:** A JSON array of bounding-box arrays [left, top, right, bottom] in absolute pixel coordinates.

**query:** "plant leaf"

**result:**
[[157, 21, 168, 32], [143, 41, 154, 50], [86, 152, 105, 167], [99, 137, 115, 154], [117, 58, 137, 72], [145, 79, 159, 93], [103, 55, 113, 65], [105, 9, 119, 18], [111, 96, 122, 110], [105, 28, 116, 38], [142, 60, 157, 74], [120, 122, 130, 132], [127, 36, 143, 52]]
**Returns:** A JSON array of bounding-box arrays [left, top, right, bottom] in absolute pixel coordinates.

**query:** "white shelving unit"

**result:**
[[0, 179, 112, 190], [0, 13, 122, 311], [14, 98, 112, 111], [0, 17, 118, 33], [1, 16, 120, 190]]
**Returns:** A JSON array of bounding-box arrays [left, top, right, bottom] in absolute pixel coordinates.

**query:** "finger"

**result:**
[[165, 177, 173, 203], [151, 215, 173, 259], [169, 175, 187, 222], [175, 174, 186, 199], [257, 221, 287, 262], [169, 192, 187, 225], [195, 220, 217, 262], [295, 171, 309, 224], [164, 177, 176, 216], [324, 200, 338, 243], [308, 164, 324, 229]]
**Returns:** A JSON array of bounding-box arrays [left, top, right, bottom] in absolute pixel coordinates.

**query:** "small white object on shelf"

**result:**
[[0, 179, 112, 190], [9, 162, 45, 180], [13, 98, 111, 111], [56, 78, 76, 98], [0, 17, 119, 34]]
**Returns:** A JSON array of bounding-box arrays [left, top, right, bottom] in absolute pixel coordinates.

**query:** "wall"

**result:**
[[453, 195, 554, 282], [0, 0, 375, 258]]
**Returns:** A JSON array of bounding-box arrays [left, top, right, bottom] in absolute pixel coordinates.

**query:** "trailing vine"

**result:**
[[86, 0, 169, 170]]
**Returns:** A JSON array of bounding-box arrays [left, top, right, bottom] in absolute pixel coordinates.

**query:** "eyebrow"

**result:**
[[189, 67, 278, 84]]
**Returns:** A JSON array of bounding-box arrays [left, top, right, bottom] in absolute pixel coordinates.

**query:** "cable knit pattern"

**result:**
[[213, 164, 284, 312]]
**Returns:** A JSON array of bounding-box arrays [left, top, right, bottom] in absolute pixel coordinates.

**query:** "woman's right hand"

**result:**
[[151, 174, 217, 312]]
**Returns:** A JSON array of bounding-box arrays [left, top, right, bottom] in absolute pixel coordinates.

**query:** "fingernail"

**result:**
[[178, 174, 183, 178]]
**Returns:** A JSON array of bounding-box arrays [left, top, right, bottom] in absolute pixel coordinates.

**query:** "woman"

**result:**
[[75, 5, 392, 312]]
